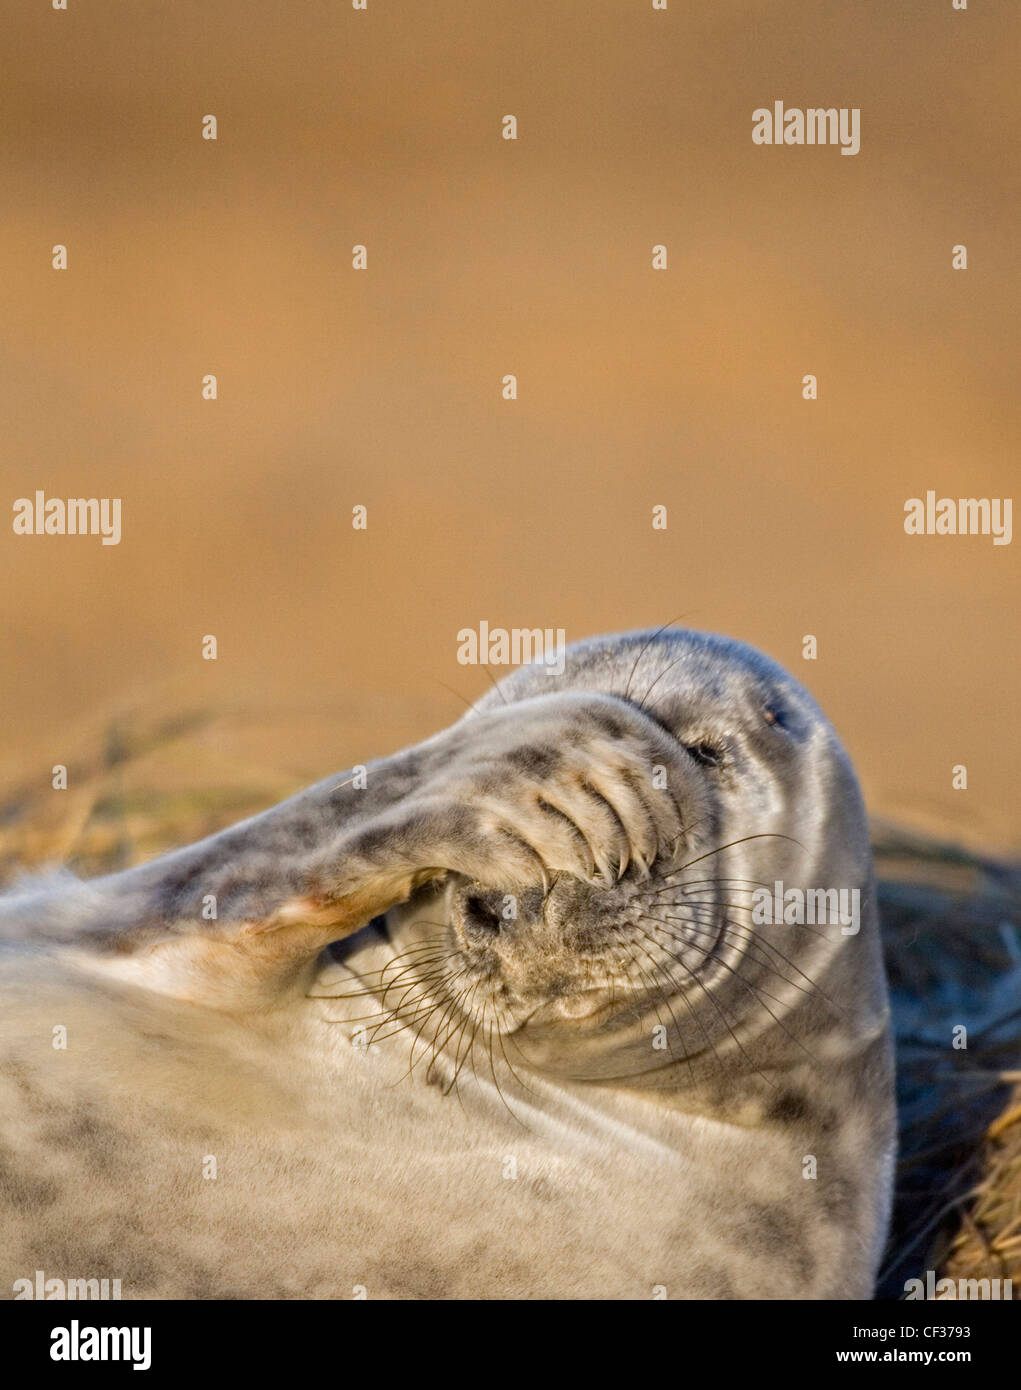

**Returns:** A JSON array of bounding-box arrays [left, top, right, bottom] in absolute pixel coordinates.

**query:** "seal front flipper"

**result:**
[[273, 689, 696, 929], [0, 691, 693, 1012]]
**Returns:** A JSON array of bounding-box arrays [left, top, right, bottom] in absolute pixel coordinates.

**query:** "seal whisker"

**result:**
[[626, 919, 745, 1074], [641, 911, 812, 1012], [437, 975, 485, 1087], [651, 914, 829, 1014], [366, 957, 478, 1055], [615, 933, 693, 1054], [621, 616, 689, 702], [479, 663, 511, 707], [649, 897, 839, 993], [655, 905, 846, 1016], [442, 978, 489, 1098], [628, 911, 778, 1084], [364, 985, 456, 1046], [494, 1006, 544, 1101], [657, 832, 808, 878], [611, 925, 709, 1080], [369, 966, 467, 1040], [653, 892, 837, 949], [635, 653, 690, 712], [423, 974, 485, 1085], [484, 1008, 533, 1130], [310, 933, 454, 1000], [377, 953, 463, 1010], [638, 909, 824, 1071], [390, 974, 478, 1086]]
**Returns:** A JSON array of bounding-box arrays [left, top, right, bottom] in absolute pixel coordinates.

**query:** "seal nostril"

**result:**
[[683, 740, 724, 768], [463, 895, 502, 937]]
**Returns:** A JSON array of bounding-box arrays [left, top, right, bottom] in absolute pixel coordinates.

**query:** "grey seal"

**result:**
[[0, 628, 894, 1298]]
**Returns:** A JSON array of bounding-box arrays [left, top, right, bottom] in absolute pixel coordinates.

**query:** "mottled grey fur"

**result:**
[[0, 629, 894, 1299]]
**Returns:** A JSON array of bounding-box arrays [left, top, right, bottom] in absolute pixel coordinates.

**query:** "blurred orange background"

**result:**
[[2, 0, 1018, 853]]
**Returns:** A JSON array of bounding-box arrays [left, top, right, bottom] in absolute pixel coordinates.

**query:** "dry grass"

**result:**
[[874, 823, 1021, 1298], [940, 1087, 1021, 1289], [2, 704, 1018, 1300]]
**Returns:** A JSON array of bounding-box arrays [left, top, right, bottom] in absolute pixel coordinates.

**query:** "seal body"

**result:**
[[0, 629, 895, 1298]]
